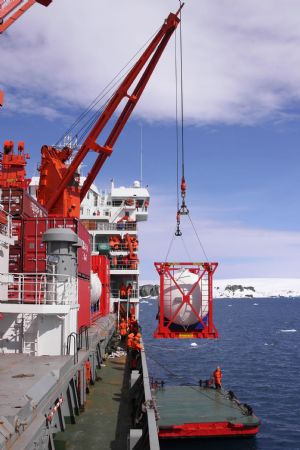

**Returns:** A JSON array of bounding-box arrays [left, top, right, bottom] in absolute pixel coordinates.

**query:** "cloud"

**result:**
[[2, 0, 300, 124], [138, 193, 300, 279]]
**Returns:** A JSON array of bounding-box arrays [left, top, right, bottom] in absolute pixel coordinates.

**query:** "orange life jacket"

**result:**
[[214, 369, 222, 384], [85, 360, 91, 384]]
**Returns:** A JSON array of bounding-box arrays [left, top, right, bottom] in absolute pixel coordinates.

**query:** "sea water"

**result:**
[[139, 298, 300, 450]]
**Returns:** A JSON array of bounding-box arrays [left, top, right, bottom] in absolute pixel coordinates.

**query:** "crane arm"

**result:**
[[45, 5, 183, 213], [0, 0, 52, 34]]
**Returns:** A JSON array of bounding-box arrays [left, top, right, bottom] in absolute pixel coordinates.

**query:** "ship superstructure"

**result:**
[[80, 178, 149, 320]]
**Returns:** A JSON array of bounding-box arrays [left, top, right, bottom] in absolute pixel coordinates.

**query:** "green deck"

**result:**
[[155, 386, 259, 427], [54, 355, 131, 450]]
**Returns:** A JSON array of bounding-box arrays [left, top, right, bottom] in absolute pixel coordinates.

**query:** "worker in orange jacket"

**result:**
[[213, 366, 222, 389], [127, 332, 134, 353], [119, 318, 127, 340], [119, 283, 127, 299]]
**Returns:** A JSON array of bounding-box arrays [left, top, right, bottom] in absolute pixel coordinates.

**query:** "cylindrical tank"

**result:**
[[164, 269, 206, 326], [90, 272, 102, 305]]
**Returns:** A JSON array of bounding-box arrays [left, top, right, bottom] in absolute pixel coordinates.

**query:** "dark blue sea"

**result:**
[[139, 298, 300, 450]]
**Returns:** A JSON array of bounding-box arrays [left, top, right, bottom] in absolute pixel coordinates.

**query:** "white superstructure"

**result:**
[[80, 178, 150, 319]]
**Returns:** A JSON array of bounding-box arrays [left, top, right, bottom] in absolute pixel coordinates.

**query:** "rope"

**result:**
[[187, 213, 209, 262], [164, 227, 177, 262], [174, 30, 179, 213], [180, 234, 192, 260], [55, 26, 161, 147], [179, 1, 185, 179]]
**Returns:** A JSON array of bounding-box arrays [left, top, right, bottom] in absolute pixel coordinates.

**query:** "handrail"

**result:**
[[78, 326, 89, 350], [0, 272, 76, 305], [66, 332, 79, 364]]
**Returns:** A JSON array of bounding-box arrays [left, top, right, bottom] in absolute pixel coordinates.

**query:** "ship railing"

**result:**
[[107, 243, 138, 252], [110, 263, 139, 271], [81, 221, 137, 231], [110, 289, 139, 299], [0, 207, 12, 239], [0, 273, 77, 305]]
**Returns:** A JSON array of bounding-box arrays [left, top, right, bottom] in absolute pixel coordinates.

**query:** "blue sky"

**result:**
[[2, 0, 300, 280]]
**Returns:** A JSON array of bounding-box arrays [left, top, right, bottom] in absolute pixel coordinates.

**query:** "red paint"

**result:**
[[78, 277, 91, 329], [11, 218, 23, 245], [22, 218, 90, 277], [0, 188, 47, 218], [9, 246, 22, 273], [159, 421, 260, 439], [91, 255, 110, 317]]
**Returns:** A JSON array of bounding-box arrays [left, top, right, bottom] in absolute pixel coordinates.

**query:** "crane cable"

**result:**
[[55, 26, 161, 149], [171, 2, 209, 262]]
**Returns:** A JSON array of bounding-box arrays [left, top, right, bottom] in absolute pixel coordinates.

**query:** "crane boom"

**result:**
[[38, 5, 183, 217], [0, 0, 52, 34]]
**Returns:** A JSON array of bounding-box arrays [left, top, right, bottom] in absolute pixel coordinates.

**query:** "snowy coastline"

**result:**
[[140, 278, 300, 299]]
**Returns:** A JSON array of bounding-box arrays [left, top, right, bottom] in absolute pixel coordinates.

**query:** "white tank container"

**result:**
[[90, 272, 102, 305], [164, 268, 206, 326]]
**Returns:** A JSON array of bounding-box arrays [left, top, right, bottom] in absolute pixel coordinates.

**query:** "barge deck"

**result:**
[[156, 386, 260, 439]]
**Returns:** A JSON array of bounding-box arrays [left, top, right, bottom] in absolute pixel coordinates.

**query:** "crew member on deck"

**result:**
[[213, 366, 222, 389]]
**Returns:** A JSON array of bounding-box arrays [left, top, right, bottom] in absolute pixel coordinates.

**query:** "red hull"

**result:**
[[159, 421, 259, 439]]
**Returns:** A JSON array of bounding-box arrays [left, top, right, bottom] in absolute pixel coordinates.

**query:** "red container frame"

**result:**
[[154, 262, 219, 339]]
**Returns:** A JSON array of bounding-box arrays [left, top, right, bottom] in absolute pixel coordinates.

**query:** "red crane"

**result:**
[[37, 5, 183, 217], [0, 0, 52, 106], [0, 0, 52, 34]]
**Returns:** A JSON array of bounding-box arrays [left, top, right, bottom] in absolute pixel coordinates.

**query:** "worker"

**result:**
[[109, 236, 115, 249], [213, 366, 222, 389], [119, 283, 127, 299], [126, 283, 133, 299], [130, 316, 139, 334], [85, 360, 91, 392], [119, 318, 127, 340], [127, 332, 134, 353]]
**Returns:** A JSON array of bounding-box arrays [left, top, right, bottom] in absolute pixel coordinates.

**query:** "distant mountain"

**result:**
[[214, 278, 300, 299], [140, 278, 300, 299]]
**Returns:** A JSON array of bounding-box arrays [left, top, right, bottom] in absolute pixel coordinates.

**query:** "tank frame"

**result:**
[[154, 262, 219, 339]]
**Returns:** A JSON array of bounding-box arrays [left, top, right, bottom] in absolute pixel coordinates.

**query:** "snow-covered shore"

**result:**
[[140, 278, 300, 299], [214, 278, 300, 298]]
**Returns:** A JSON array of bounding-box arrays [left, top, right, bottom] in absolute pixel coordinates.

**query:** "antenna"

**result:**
[[140, 125, 143, 187]]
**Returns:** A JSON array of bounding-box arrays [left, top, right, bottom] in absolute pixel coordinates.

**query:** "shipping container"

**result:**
[[11, 218, 23, 246], [0, 188, 47, 218], [9, 246, 23, 273], [78, 277, 91, 329], [92, 255, 110, 316], [22, 218, 91, 278]]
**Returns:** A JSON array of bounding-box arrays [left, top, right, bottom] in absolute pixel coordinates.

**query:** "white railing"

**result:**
[[82, 221, 137, 231], [110, 263, 139, 271], [107, 243, 138, 252], [111, 289, 138, 299], [0, 273, 77, 305], [0, 208, 12, 240]]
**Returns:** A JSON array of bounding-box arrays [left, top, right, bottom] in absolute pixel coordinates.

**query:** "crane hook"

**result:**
[[175, 210, 182, 236], [179, 176, 189, 215]]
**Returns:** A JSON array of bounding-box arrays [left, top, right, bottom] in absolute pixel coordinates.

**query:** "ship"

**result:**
[[0, 4, 260, 450]]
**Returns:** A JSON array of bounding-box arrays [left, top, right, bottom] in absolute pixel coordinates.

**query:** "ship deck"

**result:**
[[0, 354, 73, 420], [54, 354, 131, 450], [155, 386, 260, 439]]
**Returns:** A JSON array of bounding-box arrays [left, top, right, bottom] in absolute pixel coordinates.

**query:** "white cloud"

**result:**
[[138, 193, 300, 279], [2, 0, 300, 124]]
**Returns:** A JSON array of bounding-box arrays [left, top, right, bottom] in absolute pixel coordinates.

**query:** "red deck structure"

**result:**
[[154, 262, 218, 339]]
